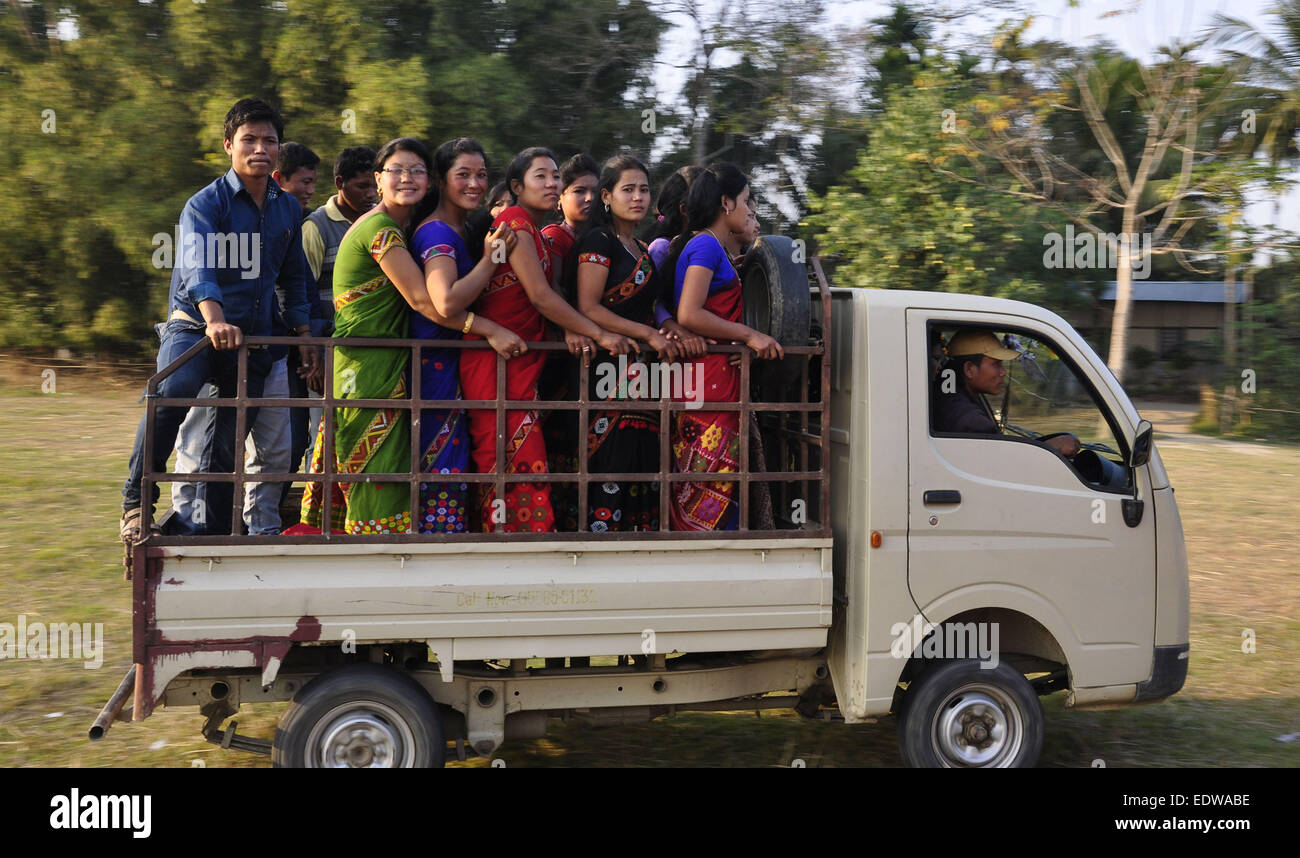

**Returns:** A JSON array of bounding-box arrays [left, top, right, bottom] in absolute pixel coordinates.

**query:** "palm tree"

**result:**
[[1210, 2, 1300, 164], [1208, 3, 1300, 429]]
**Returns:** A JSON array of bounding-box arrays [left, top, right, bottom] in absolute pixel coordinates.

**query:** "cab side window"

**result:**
[[929, 325, 1131, 492]]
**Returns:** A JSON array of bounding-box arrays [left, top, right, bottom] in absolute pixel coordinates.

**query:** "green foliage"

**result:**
[[1128, 345, 1156, 371], [0, 0, 668, 354], [807, 70, 1080, 311]]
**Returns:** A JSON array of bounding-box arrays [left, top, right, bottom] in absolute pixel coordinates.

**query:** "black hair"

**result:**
[[433, 137, 489, 184], [468, 181, 513, 259], [683, 162, 748, 232], [656, 162, 749, 310], [487, 181, 511, 211], [412, 137, 490, 226], [335, 145, 377, 182], [373, 138, 434, 239], [651, 165, 701, 242], [504, 146, 558, 205], [589, 154, 650, 229], [276, 142, 319, 179], [224, 98, 284, 143], [373, 137, 431, 174], [559, 153, 601, 190], [464, 207, 494, 265]]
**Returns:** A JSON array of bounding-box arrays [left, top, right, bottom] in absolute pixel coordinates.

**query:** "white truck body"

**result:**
[[99, 284, 1190, 767]]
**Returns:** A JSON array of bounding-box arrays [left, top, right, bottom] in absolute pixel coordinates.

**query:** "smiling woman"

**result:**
[[458, 147, 636, 532], [407, 137, 526, 533], [295, 138, 492, 535]]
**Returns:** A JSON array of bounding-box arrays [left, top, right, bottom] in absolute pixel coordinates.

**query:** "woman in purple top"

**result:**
[[658, 163, 782, 531], [409, 137, 525, 532]]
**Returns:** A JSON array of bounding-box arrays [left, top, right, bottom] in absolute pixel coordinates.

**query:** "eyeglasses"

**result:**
[[381, 167, 428, 180]]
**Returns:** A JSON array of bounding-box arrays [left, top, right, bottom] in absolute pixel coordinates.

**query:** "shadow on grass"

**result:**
[[449, 692, 1300, 768]]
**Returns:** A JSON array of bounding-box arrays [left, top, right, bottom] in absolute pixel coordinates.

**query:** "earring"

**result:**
[[604, 203, 611, 214]]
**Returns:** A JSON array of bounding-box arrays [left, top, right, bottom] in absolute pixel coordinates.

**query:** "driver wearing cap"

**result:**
[[934, 329, 1081, 458]]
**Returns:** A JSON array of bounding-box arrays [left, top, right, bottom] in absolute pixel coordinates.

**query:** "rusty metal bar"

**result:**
[[148, 337, 212, 391], [231, 345, 249, 536], [239, 335, 819, 354], [494, 351, 506, 533], [88, 664, 137, 740], [140, 382, 157, 535], [322, 342, 336, 539], [150, 528, 826, 546], [576, 353, 590, 532], [144, 395, 821, 411], [142, 469, 826, 485], [139, 339, 212, 534], [813, 258, 833, 531], [738, 346, 750, 531], [409, 343, 422, 534], [659, 363, 671, 532], [800, 347, 809, 529], [137, 273, 835, 546]]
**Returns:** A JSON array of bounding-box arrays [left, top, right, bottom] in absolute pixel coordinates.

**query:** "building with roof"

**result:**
[[1067, 281, 1245, 360]]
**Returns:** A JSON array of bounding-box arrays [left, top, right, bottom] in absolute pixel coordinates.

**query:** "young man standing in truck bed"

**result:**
[[120, 98, 317, 544]]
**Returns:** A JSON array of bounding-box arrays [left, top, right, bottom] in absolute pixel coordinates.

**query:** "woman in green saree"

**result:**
[[296, 138, 522, 534]]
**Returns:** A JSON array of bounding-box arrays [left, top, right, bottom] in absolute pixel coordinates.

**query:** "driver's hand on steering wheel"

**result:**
[[1043, 433, 1082, 458]]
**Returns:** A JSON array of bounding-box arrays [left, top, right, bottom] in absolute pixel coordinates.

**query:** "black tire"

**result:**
[[897, 659, 1044, 768], [272, 664, 444, 768], [740, 235, 811, 398]]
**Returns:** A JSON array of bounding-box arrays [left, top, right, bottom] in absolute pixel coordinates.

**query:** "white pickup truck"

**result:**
[[92, 245, 1189, 768]]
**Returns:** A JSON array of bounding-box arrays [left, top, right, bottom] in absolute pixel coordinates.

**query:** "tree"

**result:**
[[808, 70, 1078, 309], [940, 41, 1289, 383], [1210, 1, 1300, 165]]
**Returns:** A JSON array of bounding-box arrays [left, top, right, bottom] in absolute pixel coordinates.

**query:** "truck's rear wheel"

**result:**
[[897, 660, 1043, 768], [272, 664, 444, 768]]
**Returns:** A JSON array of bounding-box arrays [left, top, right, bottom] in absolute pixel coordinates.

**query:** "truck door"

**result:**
[[904, 310, 1155, 687]]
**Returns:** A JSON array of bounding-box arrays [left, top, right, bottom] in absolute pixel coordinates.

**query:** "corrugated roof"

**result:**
[[1099, 281, 1246, 303]]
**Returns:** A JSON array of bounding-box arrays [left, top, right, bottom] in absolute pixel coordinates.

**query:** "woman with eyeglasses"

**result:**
[[458, 147, 636, 532], [296, 137, 519, 535]]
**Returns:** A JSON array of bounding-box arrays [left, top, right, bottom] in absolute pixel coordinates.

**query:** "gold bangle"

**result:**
[[461, 311, 475, 335]]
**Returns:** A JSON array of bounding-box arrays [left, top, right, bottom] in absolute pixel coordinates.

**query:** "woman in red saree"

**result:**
[[660, 163, 784, 531], [459, 147, 635, 532]]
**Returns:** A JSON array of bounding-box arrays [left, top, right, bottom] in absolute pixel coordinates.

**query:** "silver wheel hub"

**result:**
[[306, 702, 417, 768], [932, 687, 1023, 767]]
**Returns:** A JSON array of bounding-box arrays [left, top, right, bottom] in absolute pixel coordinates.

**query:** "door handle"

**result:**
[[923, 490, 962, 504]]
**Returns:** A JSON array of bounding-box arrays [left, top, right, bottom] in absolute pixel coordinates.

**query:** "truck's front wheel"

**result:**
[[273, 664, 444, 768], [897, 660, 1043, 768]]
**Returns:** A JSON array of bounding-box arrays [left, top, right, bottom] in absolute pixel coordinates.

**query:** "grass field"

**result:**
[[1, 364, 1297, 768]]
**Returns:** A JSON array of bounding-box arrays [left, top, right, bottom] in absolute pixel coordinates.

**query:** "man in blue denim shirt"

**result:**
[[121, 98, 317, 542]]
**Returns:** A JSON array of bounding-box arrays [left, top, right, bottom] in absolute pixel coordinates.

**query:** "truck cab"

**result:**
[[823, 287, 1189, 765]]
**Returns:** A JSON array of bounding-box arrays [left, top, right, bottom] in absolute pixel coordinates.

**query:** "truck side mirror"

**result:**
[[1130, 419, 1153, 468]]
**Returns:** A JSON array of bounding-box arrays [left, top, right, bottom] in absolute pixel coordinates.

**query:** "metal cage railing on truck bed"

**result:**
[[133, 260, 833, 547]]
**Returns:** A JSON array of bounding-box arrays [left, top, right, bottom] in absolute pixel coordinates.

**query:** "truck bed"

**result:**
[[134, 537, 833, 717]]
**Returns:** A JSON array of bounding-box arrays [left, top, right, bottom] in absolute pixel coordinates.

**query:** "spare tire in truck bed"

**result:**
[[740, 235, 811, 397]]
